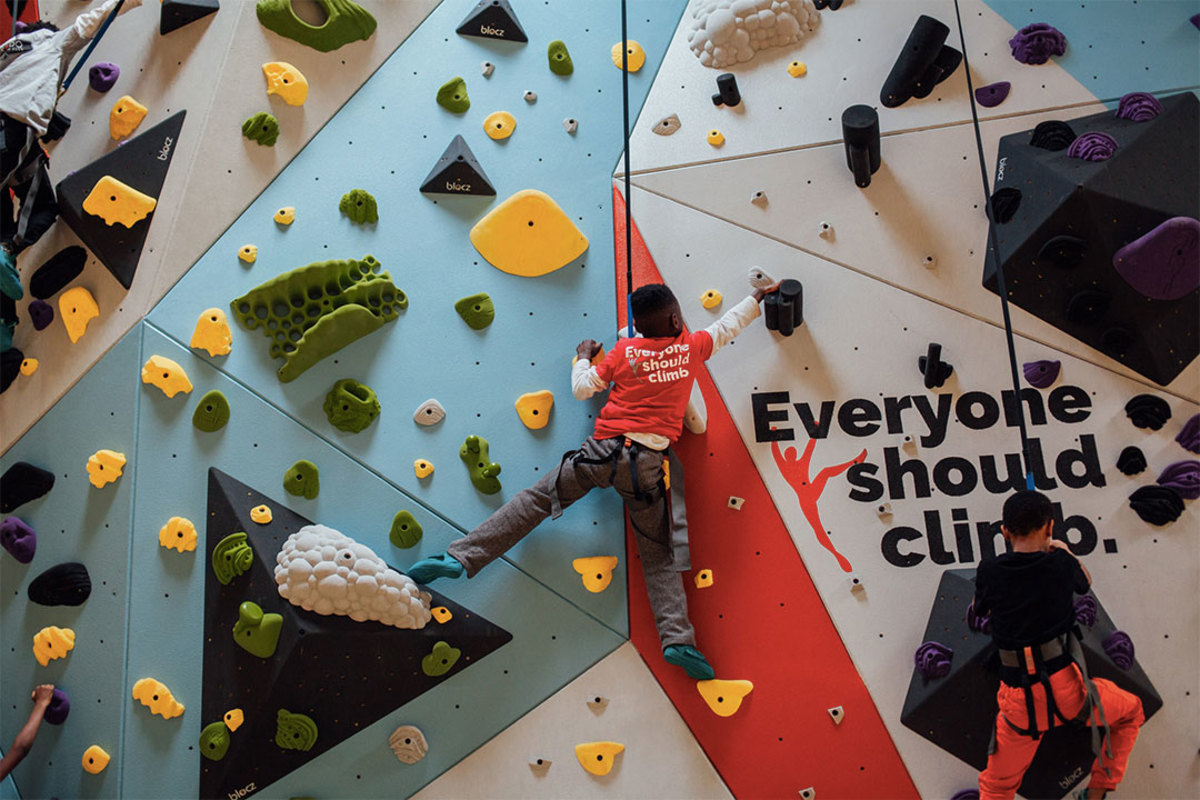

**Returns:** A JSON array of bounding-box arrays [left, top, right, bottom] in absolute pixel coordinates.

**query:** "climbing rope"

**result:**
[[59, 0, 125, 96], [951, 0, 1036, 490], [620, 0, 634, 335]]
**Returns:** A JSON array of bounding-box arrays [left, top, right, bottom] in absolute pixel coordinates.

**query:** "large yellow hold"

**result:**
[[83, 176, 157, 228], [132, 677, 185, 719], [515, 390, 554, 429], [611, 40, 645, 71], [262, 61, 308, 106], [470, 190, 588, 277], [87, 450, 126, 488], [575, 741, 624, 776], [141, 355, 193, 398], [109, 95, 147, 139], [191, 308, 233, 357], [572, 556, 618, 593], [33, 626, 75, 666], [59, 286, 99, 343], [159, 517, 198, 552], [696, 679, 754, 717], [82, 745, 110, 774]]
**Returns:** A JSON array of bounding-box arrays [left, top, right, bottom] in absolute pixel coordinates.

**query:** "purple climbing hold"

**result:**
[[1112, 217, 1200, 301], [1102, 630, 1135, 670], [1177, 413, 1200, 454], [0, 517, 37, 564], [43, 689, 70, 725], [88, 62, 120, 93], [966, 601, 991, 634], [1157, 460, 1200, 500], [28, 299, 53, 331], [1116, 446, 1147, 476], [1115, 92, 1163, 122], [1008, 22, 1066, 65], [914, 641, 954, 680], [949, 792, 980, 800], [1022, 359, 1060, 389], [1067, 131, 1118, 162], [974, 81, 1011, 108], [1191, 13, 1200, 30], [1129, 485, 1184, 525], [1073, 595, 1098, 627]]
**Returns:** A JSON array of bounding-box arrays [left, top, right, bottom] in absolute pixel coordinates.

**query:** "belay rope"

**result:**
[[619, 0, 634, 336]]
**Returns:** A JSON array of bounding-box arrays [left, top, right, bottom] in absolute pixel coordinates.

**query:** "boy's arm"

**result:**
[[571, 339, 609, 400], [60, 0, 142, 58], [0, 686, 53, 781], [1048, 539, 1091, 589], [705, 290, 765, 355]]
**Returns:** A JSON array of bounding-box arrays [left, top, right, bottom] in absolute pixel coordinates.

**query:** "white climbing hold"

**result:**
[[413, 398, 446, 426], [727, 496, 745, 511], [750, 190, 768, 207], [389, 725, 429, 764], [875, 502, 893, 518], [481, 61, 495, 77], [817, 221, 833, 239], [899, 434, 917, 452], [685, 0, 822, 69], [827, 706, 844, 724], [846, 572, 864, 592], [523, 90, 537, 103], [747, 266, 776, 289], [799, 787, 816, 800], [586, 694, 609, 713], [529, 758, 552, 776], [652, 113, 681, 136], [683, 380, 708, 434], [923, 254, 937, 269], [563, 117, 578, 134]]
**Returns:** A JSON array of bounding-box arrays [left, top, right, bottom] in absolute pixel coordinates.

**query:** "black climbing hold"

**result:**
[[918, 342, 953, 389], [420, 134, 496, 197], [841, 104, 880, 188], [28, 562, 92, 607], [880, 15, 962, 108], [30, 246, 87, 300], [988, 187, 1022, 224], [1116, 446, 1147, 476], [813, 0, 844, 8], [763, 279, 803, 337], [0, 348, 22, 395], [1128, 485, 1184, 526], [712, 73, 741, 108], [1029, 120, 1077, 151], [1099, 326, 1135, 355], [1035, 234, 1087, 270], [456, 0, 527, 43], [1124, 394, 1171, 431], [1064, 288, 1110, 325], [0, 461, 55, 512], [160, 0, 219, 35]]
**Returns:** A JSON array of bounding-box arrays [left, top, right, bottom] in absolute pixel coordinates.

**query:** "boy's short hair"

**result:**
[[1002, 490, 1053, 536], [630, 283, 676, 322]]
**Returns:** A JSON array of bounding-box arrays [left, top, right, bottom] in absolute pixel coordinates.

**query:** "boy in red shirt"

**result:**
[[409, 282, 769, 678]]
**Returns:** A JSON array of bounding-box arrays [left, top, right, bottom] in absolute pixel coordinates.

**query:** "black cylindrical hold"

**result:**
[[920, 342, 952, 389], [880, 15, 951, 108], [842, 105, 881, 188], [764, 292, 780, 331], [713, 72, 741, 107], [779, 279, 803, 330], [777, 294, 795, 337]]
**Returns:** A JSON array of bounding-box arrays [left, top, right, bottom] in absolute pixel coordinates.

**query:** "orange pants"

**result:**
[[979, 665, 1145, 800]]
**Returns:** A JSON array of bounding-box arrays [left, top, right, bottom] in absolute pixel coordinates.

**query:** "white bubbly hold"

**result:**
[[686, 0, 821, 68], [274, 524, 432, 629]]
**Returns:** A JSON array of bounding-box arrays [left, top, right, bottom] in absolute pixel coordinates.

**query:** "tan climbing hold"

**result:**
[[82, 744, 110, 774], [707, 129, 725, 146], [159, 517, 198, 552], [262, 61, 309, 106], [787, 60, 808, 78], [515, 390, 554, 429], [572, 556, 618, 593], [238, 244, 257, 263], [190, 308, 233, 357], [471, 189, 588, 277], [611, 40, 645, 71], [696, 679, 754, 717], [250, 504, 273, 524], [83, 175, 157, 228], [19, 358, 38, 376], [33, 625, 75, 666], [87, 449, 126, 489], [274, 206, 295, 225], [575, 741, 624, 776], [431, 606, 452, 623], [828, 706, 844, 724], [109, 95, 147, 140], [414, 459, 435, 479], [223, 708, 244, 731], [693, 568, 713, 588], [700, 290, 722, 310], [131, 677, 185, 719], [483, 110, 517, 140], [141, 355, 193, 398]]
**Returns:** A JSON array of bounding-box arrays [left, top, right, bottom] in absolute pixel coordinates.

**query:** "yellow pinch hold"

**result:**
[[787, 60, 808, 78], [706, 129, 725, 147], [141, 354, 193, 398], [274, 206, 295, 225], [572, 556, 618, 593], [131, 677, 185, 719], [109, 95, 147, 139], [515, 390, 554, 430], [87, 449, 126, 489], [701, 290, 722, 310], [190, 307, 233, 357], [250, 504, 273, 524], [575, 741, 625, 776], [223, 708, 245, 731], [83, 175, 157, 228], [59, 286, 99, 343], [413, 459, 435, 479], [20, 358, 38, 376], [238, 244, 258, 263], [33, 625, 75, 666], [159, 516, 198, 553], [431, 606, 453, 624], [693, 568, 713, 588], [82, 744, 110, 774], [611, 40, 645, 71], [470, 189, 589, 278], [262, 61, 309, 106], [696, 679, 754, 717], [483, 110, 517, 140]]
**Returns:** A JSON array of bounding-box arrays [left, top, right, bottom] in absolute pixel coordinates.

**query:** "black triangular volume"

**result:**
[[54, 111, 186, 291], [455, 0, 527, 43], [200, 469, 512, 800], [160, 0, 219, 35], [420, 134, 496, 196]]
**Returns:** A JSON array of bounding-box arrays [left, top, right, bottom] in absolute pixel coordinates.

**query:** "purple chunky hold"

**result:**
[[88, 62, 120, 93], [967, 601, 992, 633], [1073, 595, 1098, 627], [28, 299, 54, 331], [914, 641, 954, 679], [1115, 92, 1163, 122], [43, 689, 70, 725], [1112, 217, 1200, 301], [1022, 359, 1060, 388], [1103, 630, 1135, 670], [1191, 13, 1199, 30], [1009, 22, 1066, 65], [975, 81, 1011, 108], [0, 517, 37, 563], [1157, 460, 1200, 500], [1067, 131, 1118, 161], [950, 791, 981, 800], [1177, 413, 1200, 454], [13, 20, 27, 33]]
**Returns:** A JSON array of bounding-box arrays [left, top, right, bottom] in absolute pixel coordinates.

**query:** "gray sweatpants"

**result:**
[[447, 436, 696, 648]]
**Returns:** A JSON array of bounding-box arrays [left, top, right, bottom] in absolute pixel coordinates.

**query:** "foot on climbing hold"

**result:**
[[284, 460, 319, 499], [242, 111, 280, 146], [212, 532, 254, 585], [141, 354, 193, 398], [421, 640, 462, 677], [190, 308, 233, 357], [460, 434, 502, 494], [437, 77, 470, 113], [323, 378, 380, 432], [413, 459, 434, 479], [275, 709, 319, 750], [611, 40, 645, 71], [33, 626, 75, 666], [159, 516, 198, 552], [572, 556, 618, 593], [470, 190, 588, 277], [233, 600, 283, 658], [548, 40, 573, 75], [109, 95, 147, 140], [199, 721, 231, 761], [515, 389, 553, 429], [406, 553, 464, 584], [574, 741, 624, 776], [273, 206, 295, 225], [59, 286, 99, 343], [339, 189, 378, 224], [263, 61, 308, 105], [193, 390, 231, 432], [483, 110, 516, 140], [256, 0, 377, 52], [389, 510, 423, 548], [87, 449, 126, 488], [664, 644, 715, 681], [695, 677, 754, 716], [455, 293, 495, 329], [132, 677, 185, 719], [82, 745, 110, 774]]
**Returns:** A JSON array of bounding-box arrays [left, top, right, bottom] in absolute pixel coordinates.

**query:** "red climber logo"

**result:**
[[772, 438, 866, 573]]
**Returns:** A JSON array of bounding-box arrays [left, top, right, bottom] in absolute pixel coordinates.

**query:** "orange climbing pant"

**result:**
[[979, 665, 1145, 800]]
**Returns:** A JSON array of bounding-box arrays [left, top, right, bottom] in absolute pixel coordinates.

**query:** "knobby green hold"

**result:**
[[242, 112, 279, 147], [275, 709, 319, 751], [230, 255, 406, 383], [212, 532, 254, 585], [389, 510, 423, 549], [454, 293, 494, 330], [436, 76, 470, 113], [460, 435, 502, 494], [284, 460, 319, 499], [421, 640, 461, 677], [339, 189, 378, 224], [199, 721, 231, 762], [256, 0, 376, 52], [193, 390, 230, 432], [233, 600, 283, 658], [547, 40, 573, 75], [323, 378, 380, 433]]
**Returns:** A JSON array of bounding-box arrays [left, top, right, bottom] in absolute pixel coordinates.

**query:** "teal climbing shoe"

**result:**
[[663, 644, 715, 680], [407, 553, 464, 584], [0, 246, 22, 301]]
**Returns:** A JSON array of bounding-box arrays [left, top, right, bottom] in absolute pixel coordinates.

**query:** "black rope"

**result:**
[[620, 0, 634, 335], [951, 0, 1035, 489]]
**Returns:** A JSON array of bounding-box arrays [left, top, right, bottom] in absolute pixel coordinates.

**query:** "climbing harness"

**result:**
[[0, 116, 50, 250]]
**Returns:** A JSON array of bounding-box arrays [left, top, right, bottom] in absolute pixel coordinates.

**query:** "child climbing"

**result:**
[[0, 684, 55, 781], [973, 490, 1144, 800], [409, 282, 773, 679]]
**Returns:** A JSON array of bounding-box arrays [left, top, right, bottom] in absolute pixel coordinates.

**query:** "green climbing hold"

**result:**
[[323, 378, 380, 433], [547, 40, 574, 75], [199, 721, 231, 762], [460, 435, 502, 494], [454, 293, 495, 330], [241, 112, 279, 147], [436, 77, 470, 113], [192, 390, 231, 432], [421, 640, 462, 677], [256, 0, 376, 52], [230, 255, 406, 383], [275, 709, 319, 751], [212, 532, 254, 585], [339, 189, 378, 225], [284, 460, 319, 499], [389, 510, 423, 549], [233, 600, 283, 658]]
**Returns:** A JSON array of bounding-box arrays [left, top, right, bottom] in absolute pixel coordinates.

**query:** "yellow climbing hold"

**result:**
[[238, 244, 257, 263], [190, 307, 233, 357], [274, 206, 295, 225], [694, 569, 714, 588], [431, 606, 453, 624], [59, 286, 99, 343], [224, 708, 245, 731], [696, 679, 754, 717], [470, 189, 589, 277], [701, 290, 722, 310], [87, 450, 126, 489], [250, 504, 273, 524], [483, 110, 517, 140], [131, 677, 185, 719], [611, 40, 645, 71], [572, 346, 605, 367], [82, 745, 110, 774], [19, 358, 38, 376], [159, 517, 198, 553], [515, 390, 554, 430], [572, 556, 619, 593], [82, 175, 157, 228], [141, 354, 193, 398], [707, 129, 725, 147], [414, 459, 435, 479], [575, 741, 625, 776], [109, 95, 147, 139], [787, 60, 808, 78], [262, 61, 309, 106], [33, 626, 75, 666]]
